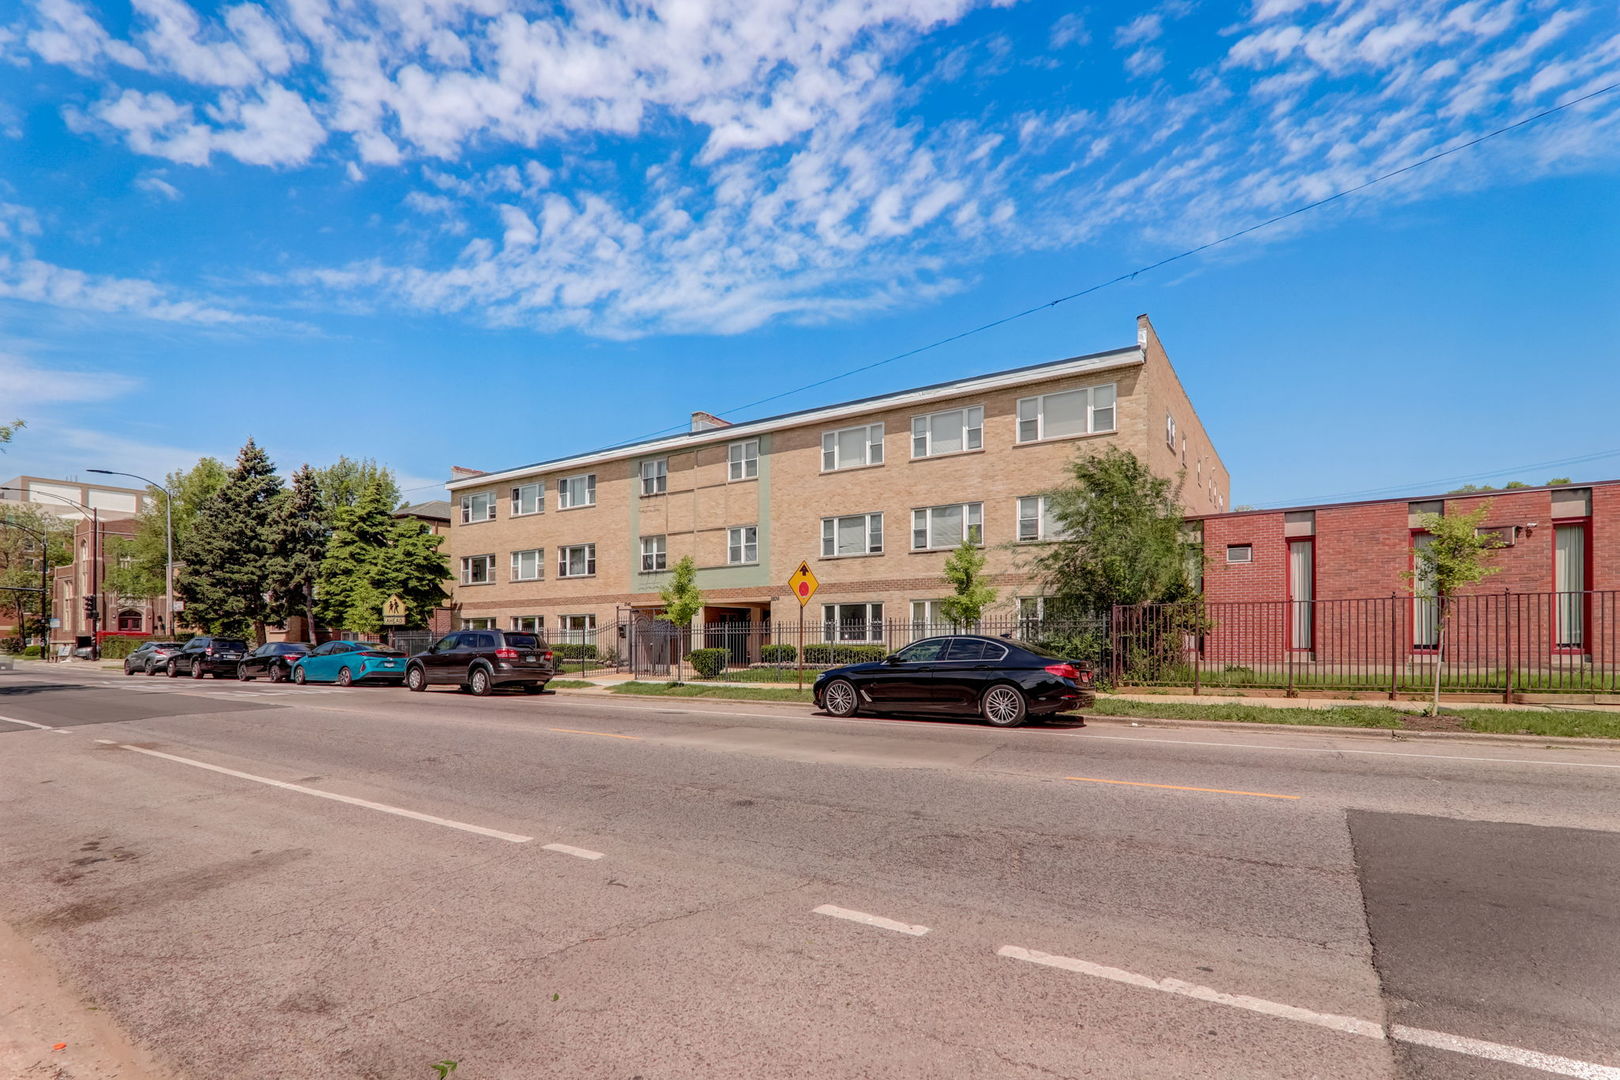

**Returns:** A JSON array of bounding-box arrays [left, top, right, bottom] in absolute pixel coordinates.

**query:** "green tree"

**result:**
[[1407, 501, 1504, 713], [107, 459, 230, 614], [938, 540, 997, 628], [316, 474, 448, 634], [0, 418, 22, 449], [1034, 447, 1197, 618], [179, 439, 283, 641], [316, 457, 400, 518], [267, 464, 328, 642], [0, 504, 69, 644], [657, 555, 704, 684]]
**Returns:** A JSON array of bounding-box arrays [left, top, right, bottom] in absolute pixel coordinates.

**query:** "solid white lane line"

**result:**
[[0, 714, 54, 730], [1391, 1026, 1620, 1080], [105, 743, 534, 843], [813, 904, 929, 936], [542, 843, 605, 860], [997, 946, 1381, 1039]]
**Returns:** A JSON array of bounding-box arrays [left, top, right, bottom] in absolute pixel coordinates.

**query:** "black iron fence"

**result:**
[[1110, 591, 1620, 697]]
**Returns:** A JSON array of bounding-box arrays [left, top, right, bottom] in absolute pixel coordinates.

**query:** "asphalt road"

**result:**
[[1, 664, 1617, 1080]]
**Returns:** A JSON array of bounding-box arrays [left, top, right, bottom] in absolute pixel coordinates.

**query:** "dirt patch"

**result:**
[[1395, 712, 1467, 733]]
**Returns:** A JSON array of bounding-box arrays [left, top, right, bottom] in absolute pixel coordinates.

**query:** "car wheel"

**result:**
[[981, 684, 1028, 728], [167, 661, 179, 678], [292, 666, 307, 685], [268, 664, 284, 684], [337, 667, 353, 688], [406, 665, 427, 693], [238, 663, 252, 681], [191, 661, 205, 679], [145, 661, 157, 676], [468, 667, 492, 697], [821, 678, 860, 718], [124, 662, 136, 676]]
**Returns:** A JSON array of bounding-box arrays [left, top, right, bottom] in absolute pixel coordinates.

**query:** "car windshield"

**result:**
[[214, 640, 249, 650], [278, 644, 310, 653], [1005, 639, 1061, 659], [150, 642, 181, 649], [504, 634, 540, 650]]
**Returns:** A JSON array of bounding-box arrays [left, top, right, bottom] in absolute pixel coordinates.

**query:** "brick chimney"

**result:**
[[690, 411, 731, 432], [449, 466, 486, 480]]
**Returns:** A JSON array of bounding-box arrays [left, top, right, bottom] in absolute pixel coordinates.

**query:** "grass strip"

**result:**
[[610, 681, 813, 704], [1090, 697, 1620, 738], [547, 679, 599, 689]]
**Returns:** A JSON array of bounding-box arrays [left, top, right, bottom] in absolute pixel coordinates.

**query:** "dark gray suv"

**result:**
[[169, 636, 249, 679], [405, 630, 556, 696]]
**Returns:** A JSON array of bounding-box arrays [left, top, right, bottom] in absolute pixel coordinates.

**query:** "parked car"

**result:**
[[168, 636, 250, 679], [405, 630, 556, 696], [237, 642, 311, 682], [124, 641, 182, 676], [292, 641, 407, 686], [812, 635, 1095, 728], [0, 652, 14, 672]]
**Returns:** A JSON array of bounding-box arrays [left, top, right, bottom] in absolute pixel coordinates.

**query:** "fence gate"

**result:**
[[618, 611, 684, 678]]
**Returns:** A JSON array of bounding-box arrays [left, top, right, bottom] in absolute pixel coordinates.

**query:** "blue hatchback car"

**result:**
[[292, 640, 407, 687]]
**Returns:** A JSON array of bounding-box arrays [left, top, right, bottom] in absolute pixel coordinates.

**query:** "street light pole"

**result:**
[[87, 470, 174, 638]]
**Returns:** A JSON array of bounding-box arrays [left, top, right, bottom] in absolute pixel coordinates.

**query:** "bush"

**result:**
[[99, 636, 152, 659], [22, 645, 42, 658], [802, 643, 887, 666], [550, 643, 598, 660], [0, 636, 21, 654], [685, 648, 728, 679], [760, 643, 797, 664]]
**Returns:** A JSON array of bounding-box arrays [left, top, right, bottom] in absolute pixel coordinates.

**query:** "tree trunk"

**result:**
[[305, 588, 317, 644]]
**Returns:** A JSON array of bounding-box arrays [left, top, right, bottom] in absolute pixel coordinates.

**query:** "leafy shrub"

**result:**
[[760, 643, 797, 664], [22, 645, 42, 658], [0, 636, 21, 654], [550, 643, 598, 660], [684, 648, 728, 679], [99, 636, 152, 659], [803, 643, 887, 666]]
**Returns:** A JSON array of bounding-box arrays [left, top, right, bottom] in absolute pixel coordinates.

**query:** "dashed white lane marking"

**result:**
[[542, 843, 605, 860], [100, 742, 534, 844], [0, 714, 55, 730], [1390, 1025, 1620, 1079], [998, 946, 1620, 1078], [813, 905, 930, 936]]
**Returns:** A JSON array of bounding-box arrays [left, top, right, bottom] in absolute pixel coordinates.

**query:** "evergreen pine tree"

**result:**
[[317, 474, 449, 634], [268, 464, 329, 642], [178, 439, 283, 641]]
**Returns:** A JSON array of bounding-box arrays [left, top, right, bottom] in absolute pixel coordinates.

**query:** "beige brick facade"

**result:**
[[447, 315, 1227, 645]]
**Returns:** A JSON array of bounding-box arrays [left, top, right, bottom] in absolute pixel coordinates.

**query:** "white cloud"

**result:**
[[0, 352, 140, 407], [1115, 14, 1164, 47], [1125, 46, 1166, 77], [1050, 13, 1089, 48], [135, 172, 182, 199], [0, 255, 256, 324]]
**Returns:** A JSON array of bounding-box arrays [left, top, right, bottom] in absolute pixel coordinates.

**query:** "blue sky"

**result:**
[[1, 0, 1617, 507]]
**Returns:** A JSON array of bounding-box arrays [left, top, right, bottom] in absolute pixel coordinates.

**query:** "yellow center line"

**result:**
[[548, 727, 643, 741], [1064, 776, 1300, 800]]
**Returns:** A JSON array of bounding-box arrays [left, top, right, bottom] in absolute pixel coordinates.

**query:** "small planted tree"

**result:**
[[938, 540, 997, 629], [1407, 502, 1504, 713], [658, 555, 704, 684]]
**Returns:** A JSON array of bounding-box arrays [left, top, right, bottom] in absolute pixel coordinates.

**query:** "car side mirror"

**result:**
[[884, 654, 900, 665]]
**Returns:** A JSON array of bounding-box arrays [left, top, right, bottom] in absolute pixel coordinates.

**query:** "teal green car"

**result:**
[[291, 640, 407, 687]]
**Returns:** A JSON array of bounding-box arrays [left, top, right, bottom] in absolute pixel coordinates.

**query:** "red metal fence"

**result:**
[[1110, 591, 1620, 697]]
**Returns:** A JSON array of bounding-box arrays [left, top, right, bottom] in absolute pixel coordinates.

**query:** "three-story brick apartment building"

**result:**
[[445, 315, 1227, 653]]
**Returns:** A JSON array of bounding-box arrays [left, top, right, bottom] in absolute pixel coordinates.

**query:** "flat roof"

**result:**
[[1189, 477, 1619, 521], [448, 344, 1142, 491]]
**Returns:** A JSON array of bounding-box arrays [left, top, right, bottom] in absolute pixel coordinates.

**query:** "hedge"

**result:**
[[0, 636, 21, 654], [99, 636, 152, 659], [759, 643, 797, 664], [802, 643, 887, 666], [550, 643, 598, 660], [685, 648, 729, 679]]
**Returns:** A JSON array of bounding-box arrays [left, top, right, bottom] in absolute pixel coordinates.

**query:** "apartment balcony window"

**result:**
[[911, 406, 982, 458], [912, 503, 983, 550], [1016, 384, 1116, 442], [511, 482, 545, 516], [822, 513, 883, 557], [822, 423, 884, 471]]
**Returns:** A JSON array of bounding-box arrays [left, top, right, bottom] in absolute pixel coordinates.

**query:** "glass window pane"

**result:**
[[930, 505, 961, 549], [837, 515, 864, 555], [838, 427, 866, 466], [930, 411, 963, 454], [868, 514, 883, 552], [868, 427, 884, 464], [1041, 389, 1088, 438]]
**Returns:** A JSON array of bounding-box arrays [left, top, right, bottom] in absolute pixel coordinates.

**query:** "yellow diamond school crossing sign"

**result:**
[[382, 595, 408, 626], [787, 561, 820, 607]]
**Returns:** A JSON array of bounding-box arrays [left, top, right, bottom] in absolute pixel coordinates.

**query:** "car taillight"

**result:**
[[1044, 663, 1080, 679], [542, 651, 553, 663], [495, 647, 519, 660]]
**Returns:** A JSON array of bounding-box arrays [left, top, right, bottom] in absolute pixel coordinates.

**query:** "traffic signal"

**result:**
[[83, 595, 97, 620]]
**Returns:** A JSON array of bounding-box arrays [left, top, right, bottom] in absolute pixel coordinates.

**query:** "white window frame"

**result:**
[[912, 503, 984, 551], [728, 525, 758, 565], [821, 513, 883, 558], [728, 439, 759, 481], [510, 548, 544, 582], [640, 535, 667, 573], [909, 599, 949, 625], [558, 473, 596, 510], [821, 423, 885, 472], [822, 602, 884, 642], [1016, 383, 1117, 442], [559, 613, 596, 643], [511, 615, 544, 632], [911, 405, 983, 459], [1226, 544, 1253, 564], [1166, 413, 1177, 449], [510, 482, 545, 517], [640, 458, 668, 497], [460, 491, 497, 523], [460, 554, 495, 585], [558, 543, 596, 578], [1017, 495, 1063, 542], [461, 618, 495, 630]]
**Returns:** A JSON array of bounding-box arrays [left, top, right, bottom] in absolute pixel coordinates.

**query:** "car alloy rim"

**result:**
[[985, 687, 1022, 724], [826, 681, 855, 714]]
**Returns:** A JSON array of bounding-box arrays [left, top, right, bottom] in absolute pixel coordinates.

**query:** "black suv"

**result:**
[[124, 641, 182, 676], [169, 636, 250, 679], [406, 630, 556, 696]]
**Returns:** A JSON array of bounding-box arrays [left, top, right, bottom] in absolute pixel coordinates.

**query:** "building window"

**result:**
[[1017, 496, 1063, 542], [510, 482, 544, 516], [510, 548, 544, 582], [1555, 522, 1588, 649], [558, 544, 596, 578], [1225, 544, 1252, 564], [512, 616, 543, 632], [912, 503, 983, 550], [461, 618, 495, 630], [821, 513, 883, 557], [728, 526, 758, 565], [640, 535, 667, 572], [559, 613, 596, 643], [1016, 384, 1116, 442], [117, 609, 142, 632], [823, 602, 884, 642], [911, 406, 983, 458], [460, 492, 497, 523], [1288, 539, 1314, 651], [461, 554, 495, 585], [728, 439, 759, 481], [1017, 596, 1046, 636], [1412, 532, 1438, 650], [822, 423, 884, 471], [1166, 413, 1177, 448], [910, 599, 949, 625], [558, 474, 596, 509], [640, 458, 668, 497]]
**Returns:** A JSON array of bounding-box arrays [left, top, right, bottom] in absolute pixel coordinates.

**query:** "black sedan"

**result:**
[[812, 635, 1095, 727], [237, 641, 311, 682], [123, 641, 182, 675]]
